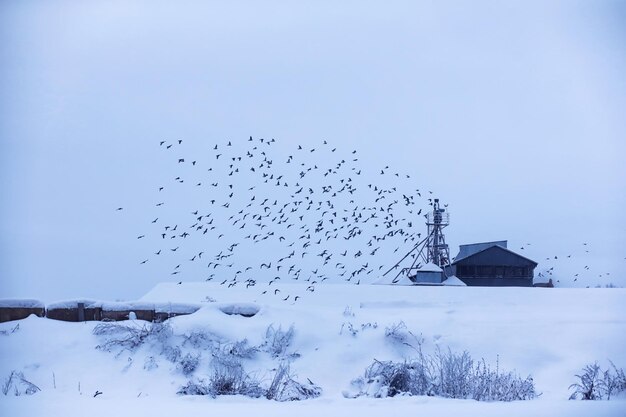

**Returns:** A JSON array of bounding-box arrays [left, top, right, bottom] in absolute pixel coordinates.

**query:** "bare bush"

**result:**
[[470, 357, 536, 401], [219, 338, 259, 359], [144, 356, 158, 371], [570, 361, 626, 400], [264, 324, 295, 358], [2, 371, 40, 396], [384, 321, 423, 352], [352, 350, 536, 401], [340, 322, 359, 337], [178, 353, 201, 376], [355, 359, 433, 398], [93, 321, 172, 353], [266, 362, 322, 401], [162, 345, 182, 363], [182, 330, 220, 349], [433, 349, 474, 399], [206, 354, 264, 397], [177, 379, 211, 395]]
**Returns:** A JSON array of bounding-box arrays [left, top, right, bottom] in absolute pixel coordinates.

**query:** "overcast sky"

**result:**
[[1, 0, 625, 301]]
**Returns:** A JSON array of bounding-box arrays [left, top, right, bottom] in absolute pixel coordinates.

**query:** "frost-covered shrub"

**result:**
[[182, 330, 220, 349], [219, 339, 259, 359], [354, 359, 432, 398], [384, 321, 423, 352], [264, 324, 295, 358], [178, 353, 201, 376], [340, 322, 359, 337], [144, 356, 158, 371], [266, 362, 322, 401], [162, 345, 182, 363], [470, 358, 536, 401], [361, 322, 378, 331], [93, 321, 172, 353], [206, 354, 264, 397], [351, 350, 537, 401], [2, 371, 40, 396], [433, 349, 474, 399], [605, 362, 626, 399], [343, 306, 355, 317], [569, 363, 604, 400], [177, 379, 211, 396], [569, 361, 626, 400]]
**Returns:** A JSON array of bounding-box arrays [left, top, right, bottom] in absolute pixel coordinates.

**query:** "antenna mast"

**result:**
[[383, 198, 451, 283], [426, 198, 450, 267]]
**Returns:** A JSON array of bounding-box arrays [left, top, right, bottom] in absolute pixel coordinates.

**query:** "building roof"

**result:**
[[454, 240, 508, 263], [452, 240, 538, 266]]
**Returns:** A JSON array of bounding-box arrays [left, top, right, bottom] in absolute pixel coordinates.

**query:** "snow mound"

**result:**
[[372, 274, 414, 286], [442, 276, 467, 286], [218, 302, 260, 317]]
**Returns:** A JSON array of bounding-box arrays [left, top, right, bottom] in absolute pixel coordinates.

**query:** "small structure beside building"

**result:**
[[445, 241, 537, 287], [409, 262, 443, 285]]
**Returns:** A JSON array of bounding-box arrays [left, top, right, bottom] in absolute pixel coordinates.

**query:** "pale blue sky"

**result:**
[[1, 0, 625, 300]]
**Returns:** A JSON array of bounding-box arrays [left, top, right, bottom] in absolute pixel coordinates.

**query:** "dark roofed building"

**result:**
[[445, 241, 537, 287]]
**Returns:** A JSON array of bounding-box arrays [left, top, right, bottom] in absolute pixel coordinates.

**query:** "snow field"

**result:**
[[1, 284, 625, 416]]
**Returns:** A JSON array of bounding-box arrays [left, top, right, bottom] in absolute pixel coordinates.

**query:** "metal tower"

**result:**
[[425, 199, 450, 267], [383, 198, 451, 282]]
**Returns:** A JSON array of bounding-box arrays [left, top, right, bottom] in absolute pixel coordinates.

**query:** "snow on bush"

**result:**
[[93, 321, 172, 354], [218, 338, 259, 359], [2, 371, 40, 396], [208, 354, 264, 397], [348, 349, 537, 401], [384, 321, 423, 352], [263, 324, 295, 358], [177, 353, 201, 376], [569, 361, 626, 400], [93, 320, 320, 400], [266, 362, 322, 401], [182, 329, 220, 349], [144, 356, 159, 371]]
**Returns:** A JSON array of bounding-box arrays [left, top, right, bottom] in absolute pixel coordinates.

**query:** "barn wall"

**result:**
[[101, 309, 155, 322], [0, 307, 45, 323], [458, 277, 533, 287]]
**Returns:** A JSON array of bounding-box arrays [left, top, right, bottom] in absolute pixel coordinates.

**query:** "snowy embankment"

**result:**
[[1, 284, 625, 416]]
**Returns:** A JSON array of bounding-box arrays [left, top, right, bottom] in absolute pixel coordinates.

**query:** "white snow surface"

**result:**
[[372, 273, 415, 285], [1, 283, 625, 416], [442, 276, 467, 286], [418, 262, 443, 272], [0, 299, 45, 308]]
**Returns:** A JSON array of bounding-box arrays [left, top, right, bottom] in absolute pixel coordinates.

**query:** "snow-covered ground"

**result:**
[[1, 284, 625, 416]]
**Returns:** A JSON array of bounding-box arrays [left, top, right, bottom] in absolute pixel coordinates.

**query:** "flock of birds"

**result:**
[[530, 241, 617, 287], [116, 136, 621, 300], [119, 136, 438, 302]]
